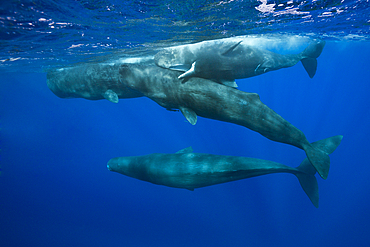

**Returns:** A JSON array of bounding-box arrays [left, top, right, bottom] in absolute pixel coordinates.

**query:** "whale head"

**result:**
[[107, 156, 141, 179], [107, 157, 129, 173], [107, 155, 154, 183], [46, 67, 97, 99]]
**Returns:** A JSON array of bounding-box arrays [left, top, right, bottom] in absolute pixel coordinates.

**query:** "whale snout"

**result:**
[[107, 163, 112, 171], [107, 158, 123, 173], [46, 69, 77, 99], [107, 159, 117, 172]]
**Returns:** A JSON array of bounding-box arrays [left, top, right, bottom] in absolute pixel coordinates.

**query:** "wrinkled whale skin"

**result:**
[[47, 63, 143, 102]]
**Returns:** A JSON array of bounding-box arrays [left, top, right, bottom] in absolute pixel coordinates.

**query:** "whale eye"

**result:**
[[119, 64, 131, 76]]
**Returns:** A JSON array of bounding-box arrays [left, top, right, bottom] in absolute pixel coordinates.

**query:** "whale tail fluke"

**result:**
[[296, 135, 343, 207], [304, 145, 330, 179], [295, 162, 319, 207], [300, 40, 326, 78]]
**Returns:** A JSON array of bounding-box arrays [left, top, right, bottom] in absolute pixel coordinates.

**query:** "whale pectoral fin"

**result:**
[[219, 80, 238, 88], [176, 147, 194, 154], [103, 89, 119, 103], [221, 40, 243, 56], [179, 107, 197, 125], [178, 62, 196, 80], [169, 64, 192, 72]]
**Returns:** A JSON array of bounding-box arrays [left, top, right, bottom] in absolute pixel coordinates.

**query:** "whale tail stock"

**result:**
[[300, 40, 326, 78], [295, 135, 343, 207]]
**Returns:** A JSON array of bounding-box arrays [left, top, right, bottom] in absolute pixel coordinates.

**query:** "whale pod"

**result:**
[[119, 64, 331, 179]]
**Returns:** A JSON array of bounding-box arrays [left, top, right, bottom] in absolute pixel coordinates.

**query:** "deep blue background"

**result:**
[[1, 41, 370, 246]]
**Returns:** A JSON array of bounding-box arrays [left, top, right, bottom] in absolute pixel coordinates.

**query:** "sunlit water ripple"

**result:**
[[0, 0, 369, 72]]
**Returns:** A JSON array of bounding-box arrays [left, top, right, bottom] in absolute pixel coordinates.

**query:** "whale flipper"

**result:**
[[219, 80, 238, 88], [296, 135, 343, 207], [178, 62, 196, 80], [301, 40, 326, 78], [103, 89, 119, 103], [179, 106, 197, 125], [178, 62, 238, 88]]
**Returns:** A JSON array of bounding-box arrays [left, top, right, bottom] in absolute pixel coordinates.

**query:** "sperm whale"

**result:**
[[108, 136, 343, 207]]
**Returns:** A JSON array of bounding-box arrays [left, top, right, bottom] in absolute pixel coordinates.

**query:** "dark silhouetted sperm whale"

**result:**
[[108, 135, 343, 207], [154, 38, 325, 87]]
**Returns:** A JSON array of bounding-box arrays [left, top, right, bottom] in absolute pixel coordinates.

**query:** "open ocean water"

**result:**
[[1, 1, 370, 246]]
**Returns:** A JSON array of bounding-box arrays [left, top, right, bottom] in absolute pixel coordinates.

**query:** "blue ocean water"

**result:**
[[1, 1, 370, 247]]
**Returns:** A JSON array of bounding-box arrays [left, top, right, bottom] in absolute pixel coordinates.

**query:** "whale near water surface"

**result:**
[[154, 36, 326, 87]]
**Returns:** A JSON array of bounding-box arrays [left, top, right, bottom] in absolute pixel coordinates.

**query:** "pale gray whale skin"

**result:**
[[107, 135, 343, 207], [154, 38, 326, 87], [46, 63, 144, 102], [119, 64, 331, 179]]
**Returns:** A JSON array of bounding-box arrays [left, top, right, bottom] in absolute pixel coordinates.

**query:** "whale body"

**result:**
[[119, 64, 331, 179], [154, 38, 326, 87], [108, 135, 343, 207]]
